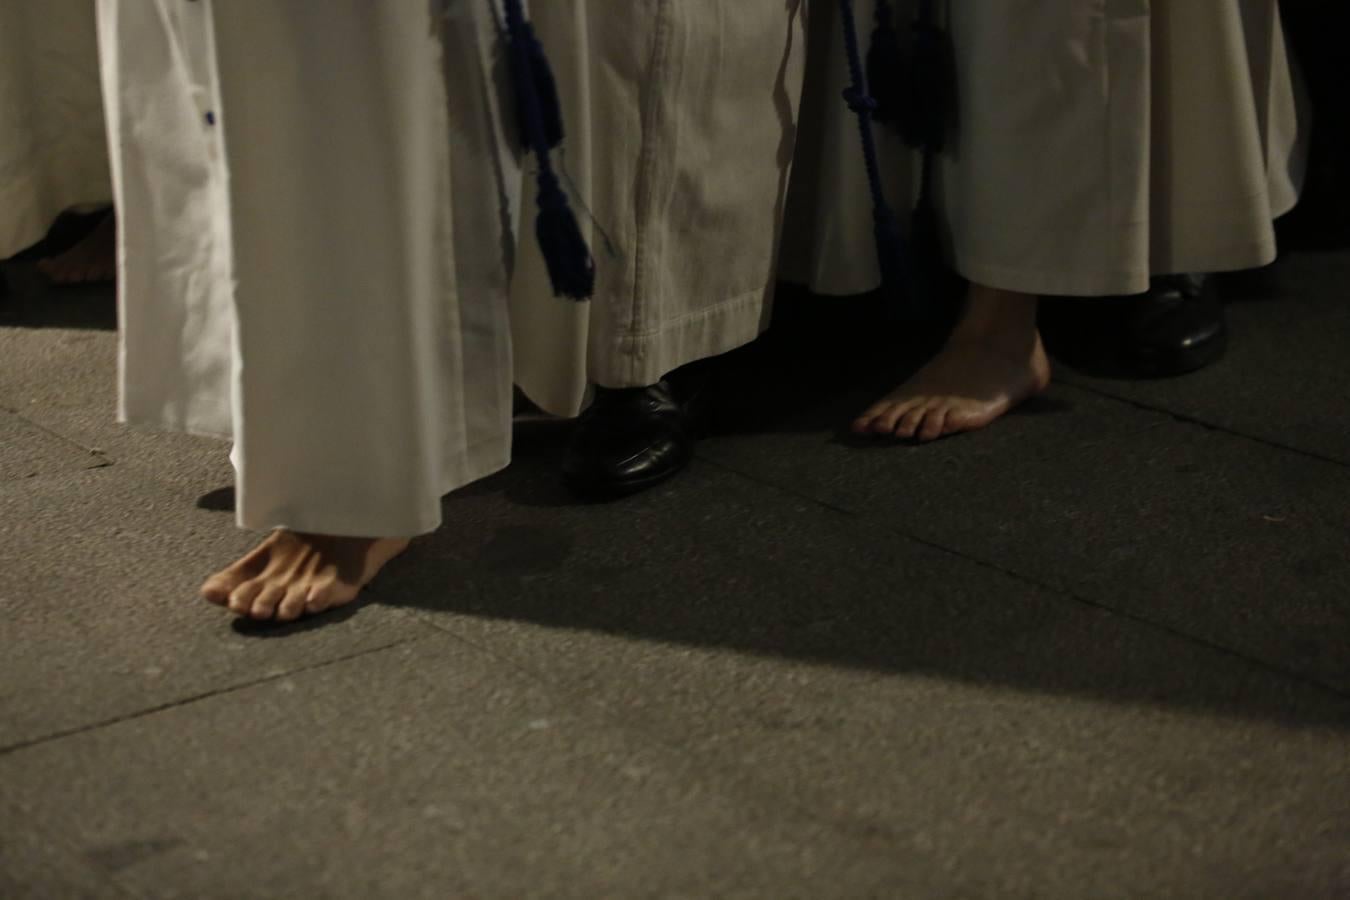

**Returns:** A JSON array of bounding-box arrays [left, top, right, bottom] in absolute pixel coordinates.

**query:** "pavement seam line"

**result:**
[[0, 634, 433, 758], [1056, 380, 1350, 470], [0, 402, 115, 468], [694, 454, 1350, 703]]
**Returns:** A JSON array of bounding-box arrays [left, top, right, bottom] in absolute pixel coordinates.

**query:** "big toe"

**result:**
[[944, 402, 995, 435]]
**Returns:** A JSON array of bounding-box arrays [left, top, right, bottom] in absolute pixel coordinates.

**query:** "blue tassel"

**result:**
[[503, 0, 593, 301], [516, 21, 565, 151], [535, 169, 595, 300], [866, 0, 905, 124], [839, 0, 908, 304]]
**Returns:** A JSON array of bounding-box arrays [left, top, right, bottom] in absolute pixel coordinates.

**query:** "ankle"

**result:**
[[951, 284, 1040, 344]]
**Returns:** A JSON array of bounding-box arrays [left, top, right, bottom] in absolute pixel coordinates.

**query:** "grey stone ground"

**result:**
[[2, 245, 1348, 898]]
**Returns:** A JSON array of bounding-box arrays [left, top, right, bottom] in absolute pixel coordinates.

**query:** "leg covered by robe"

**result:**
[[509, 2, 810, 416], [0, 0, 111, 257], [101, 0, 519, 537], [781, 0, 1307, 298]]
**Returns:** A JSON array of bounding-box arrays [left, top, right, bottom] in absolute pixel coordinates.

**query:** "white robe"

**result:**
[[780, 0, 1307, 298], [0, 0, 112, 257], [508, 2, 809, 416], [102, 0, 518, 537]]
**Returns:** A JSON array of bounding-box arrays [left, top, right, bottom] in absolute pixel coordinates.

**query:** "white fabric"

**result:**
[[101, 0, 519, 537], [0, 0, 111, 257], [780, 0, 1307, 298], [509, 1, 809, 416]]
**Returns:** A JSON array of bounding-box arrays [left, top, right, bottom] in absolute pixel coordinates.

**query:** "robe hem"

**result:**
[[592, 283, 771, 387], [119, 412, 231, 443], [952, 233, 1279, 298], [233, 439, 513, 538]]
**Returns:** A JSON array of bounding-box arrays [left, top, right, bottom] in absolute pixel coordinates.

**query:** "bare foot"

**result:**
[[37, 210, 116, 285], [200, 531, 411, 622], [852, 283, 1051, 442]]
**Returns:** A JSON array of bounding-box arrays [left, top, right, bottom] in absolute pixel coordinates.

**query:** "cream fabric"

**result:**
[[0, 0, 112, 257], [509, 1, 809, 416], [102, 0, 519, 537], [781, 0, 1307, 298]]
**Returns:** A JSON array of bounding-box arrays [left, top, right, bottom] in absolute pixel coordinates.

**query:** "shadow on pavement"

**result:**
[[373, 287, 1349, 733]]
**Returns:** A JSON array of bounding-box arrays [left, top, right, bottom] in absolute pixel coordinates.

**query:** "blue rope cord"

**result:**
[[839, 0, 906, 291], [502, 0, 594, 300], [502, 0, 556, 193]]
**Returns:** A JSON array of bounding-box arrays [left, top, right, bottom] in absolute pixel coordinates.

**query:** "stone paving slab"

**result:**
[[0, 636, 915, 899], [419, 625, 1350, 898], [696, 385, 1350, 693], [385, 448, 1348, 729], [0, 467, 428, 750], [0, 408, 108, 481], [4, 572, 1345, 897], [3, 400, 1338, 896], [0, 800, 135, 900], [0, 322, 235, 504], [381, 453, 1350, 895], [1058, 251, 1350, 465]]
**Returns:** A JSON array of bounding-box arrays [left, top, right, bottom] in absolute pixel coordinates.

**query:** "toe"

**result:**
[[249, 584, 286, 620], [943, 403, 989, 436], [917, 406, 949, 442], [874, 399, 921, 435], [226, 580, 263, 616], [275, 583, 310, 622], [894, 403, 933, 439], [304, 579, 339, 617]]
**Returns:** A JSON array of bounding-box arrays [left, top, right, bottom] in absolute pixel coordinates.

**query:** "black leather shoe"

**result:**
[[1123, 273, 1227, 377], [562, 379, 701, 498]]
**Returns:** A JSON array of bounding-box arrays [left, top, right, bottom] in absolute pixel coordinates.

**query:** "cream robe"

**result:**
[[509, 2, 809, 416], [0, 0, 112, 257], [780, 0, 1307, 298]]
